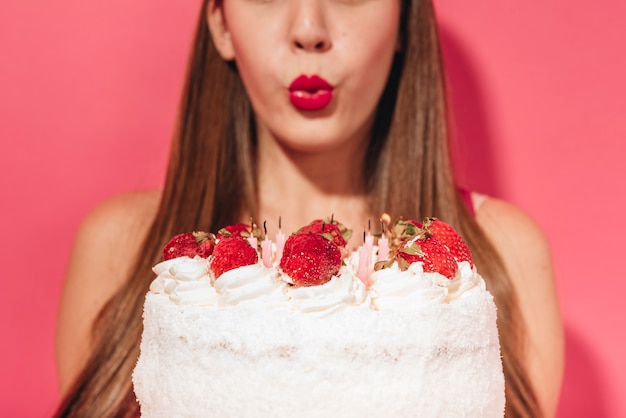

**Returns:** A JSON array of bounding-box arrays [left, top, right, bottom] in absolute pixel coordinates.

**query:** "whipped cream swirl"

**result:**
[[439, 261, 485, 301], [286, 266, 367, 315], [214, 264, 289, 308], [369, 262, 448, 310], [369, 260, 485, 309], [149, 251, 484, 312], [150, 256, 218, 305]]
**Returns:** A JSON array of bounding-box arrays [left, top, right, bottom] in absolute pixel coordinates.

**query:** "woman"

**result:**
[[56, 0, 563, 416]]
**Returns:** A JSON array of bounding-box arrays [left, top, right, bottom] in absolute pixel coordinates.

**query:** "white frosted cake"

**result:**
[[132, 218, 505, 417]]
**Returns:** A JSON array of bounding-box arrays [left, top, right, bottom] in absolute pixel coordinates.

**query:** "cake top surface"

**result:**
[[149, 216, 487, 313]]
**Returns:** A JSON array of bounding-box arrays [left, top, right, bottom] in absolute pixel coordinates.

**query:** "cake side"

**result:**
[[134, 288, 503, 418]]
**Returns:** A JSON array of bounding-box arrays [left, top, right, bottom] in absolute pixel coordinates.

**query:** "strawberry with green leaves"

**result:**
[[217, 222, 264, 248], [296, 217, 352, 249], [163, 231, 215, 260], [279, 232, 342, 287], [216, 223, 252, 239], [423, 217, 473, 266], [395, 233, 458, 279], [211, 236, 259, 278], [386, 218, 422, 248], [376, 217, 473, 279]]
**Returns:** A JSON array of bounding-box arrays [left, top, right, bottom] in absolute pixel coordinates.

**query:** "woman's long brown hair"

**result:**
[[56, 0, 541, 416]]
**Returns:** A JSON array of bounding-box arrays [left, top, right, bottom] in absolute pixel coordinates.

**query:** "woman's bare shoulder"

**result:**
[[81, 189, 161, 232], [474, 196, 551, 259], [56, 189, 161, 395], [475, 196, 564, 417], [69, 189, 161, 279]]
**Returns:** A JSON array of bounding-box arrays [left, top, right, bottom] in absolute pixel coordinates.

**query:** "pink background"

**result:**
[[1, 1, 624, 416]]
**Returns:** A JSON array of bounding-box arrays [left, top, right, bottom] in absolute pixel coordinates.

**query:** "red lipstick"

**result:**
[[288, 75, 334, 111]]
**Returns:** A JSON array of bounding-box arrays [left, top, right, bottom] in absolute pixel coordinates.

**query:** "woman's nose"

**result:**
[[288, 0, 332, 53]]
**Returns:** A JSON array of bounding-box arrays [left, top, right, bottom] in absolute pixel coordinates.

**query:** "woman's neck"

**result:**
[[253, 126, 374, 250]]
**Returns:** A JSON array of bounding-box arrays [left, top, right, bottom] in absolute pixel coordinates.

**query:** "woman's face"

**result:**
[[208, 0, 401, 154]]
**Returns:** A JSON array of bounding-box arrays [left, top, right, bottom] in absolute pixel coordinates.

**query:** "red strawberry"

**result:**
[[296, 218, 351, 248], [211, 236, 258, 278], [396, 234, 458, 279], [279, 233, 342, 287], [423, 217, 473, 266], [163, 231, 215, 261], [216, 223, 251, 239]]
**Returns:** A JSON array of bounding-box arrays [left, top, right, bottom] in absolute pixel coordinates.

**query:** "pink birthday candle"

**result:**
[[365, 220, 375, 248], [247, 236, 258, 250], [363, 222, 374, 283], [377, 235, 389, 261], [261, 237, 272, 267], [275, 216, 286, 262], [357, 231, 372, 287], [260, 220, 272, 267], [377, 221, 389, 261], [357, 245, 369, 286], [365, 245, 372, 285]]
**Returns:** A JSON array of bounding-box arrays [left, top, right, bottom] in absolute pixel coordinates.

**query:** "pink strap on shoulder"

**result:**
[[459, 188, 489, 216], [459, 188, 475, 216]]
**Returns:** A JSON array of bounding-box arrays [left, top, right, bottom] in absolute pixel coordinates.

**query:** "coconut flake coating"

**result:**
[[133, 255, 505, 417]]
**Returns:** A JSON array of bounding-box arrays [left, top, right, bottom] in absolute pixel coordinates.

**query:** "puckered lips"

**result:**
[[288, 75, 334, 111]]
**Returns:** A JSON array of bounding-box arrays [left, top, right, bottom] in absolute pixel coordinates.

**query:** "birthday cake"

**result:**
[[132, 218, 505, 417]]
